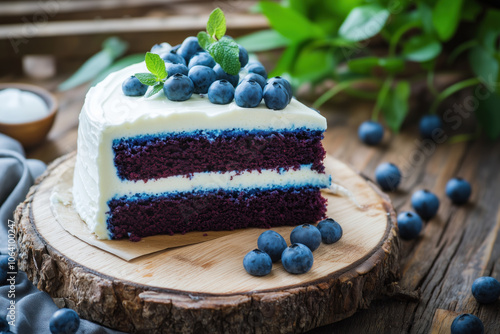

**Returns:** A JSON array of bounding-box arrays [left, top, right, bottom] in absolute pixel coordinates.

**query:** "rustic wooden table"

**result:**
[[4, 74, 495, 333]]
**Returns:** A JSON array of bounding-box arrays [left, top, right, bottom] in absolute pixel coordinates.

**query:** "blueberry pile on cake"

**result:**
[[73, 26, 330, 240]]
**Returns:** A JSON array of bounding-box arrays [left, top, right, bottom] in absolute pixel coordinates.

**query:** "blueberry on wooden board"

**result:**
[[243, 249, 272, 276], [317, 218, 343, 244], [257, 230, 287, 263], [396, 211, 423, 240], [446, 177, 472, 205], [472, 276, 500, 304], [281, 243, 314, 274], [451, 314, 484, 334], [419, 114, 442, 139], [375, 162, 401, 191], [411, 189, 440, 220], [290, 224, 322, 252], [358, 120, 384, 146]]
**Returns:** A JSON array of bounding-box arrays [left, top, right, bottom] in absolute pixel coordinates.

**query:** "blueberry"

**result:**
[[263, 82, 289, 110], [171, 44, 181, 53], [49, 308, 80, 334], [213, 64, 239, 87], [243, 249, 272, 276], [397, 211, 423, 240], [241, 73, 266, 89], [317, 218, 343, 244], [163, 74, 194, 101], [235, 80, 263, 108], [207, 80, 235, 105], [358, 120, 384, 146], [177, 36, 203, 62], [188, 65, 217, 94], [472, 276, 500, 304], [164, 63, 188, 78], [188, 52, 215, 70], [161, 51, 186, 66], [411, 189, 440, 221], [446, 178, 472, 205], [451, 314, 484, 334], [150, 42, 171, 56], [246, 61, 268, 78], [238, 45, 249, 67], [257, 230, 287, 262], [290, 224, 322, 252], [281, 243, 314, 274], [266, 77, 292, 103], [375, 162, 402, 191], [122, 76, 148, 96], [419, 114, 442, 139], [0, 314, 8, 332]]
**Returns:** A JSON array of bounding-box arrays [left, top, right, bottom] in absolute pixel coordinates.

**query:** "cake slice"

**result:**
[[73, 62, 330, 240]]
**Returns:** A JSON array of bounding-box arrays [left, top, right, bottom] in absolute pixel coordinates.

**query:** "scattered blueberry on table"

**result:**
[[163, 74, 194, 101], [451, 314, 484, 334], [290, 224, 322, 252], [317, 218, 343, 244], [207, 80, 235, 105], [358, 120, 384, 146], [243, 249, 272, 276], [471, 276, 500, 304], [49, 308, 80, 334], [121, 76, 148, 97], [375, 162, 402, 191], [263, 82, 289, 110], [188, 65, 217, 94], [281, 243, 314, 274], [446, 178, 472, 205], [411, 189, 440, 221], [235, 80, 263, 108], [396, 211, 423, 240], [257, 230, 287, 263], [419, 114, 442, 139]]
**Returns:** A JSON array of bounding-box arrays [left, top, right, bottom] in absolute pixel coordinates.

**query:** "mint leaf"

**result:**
[[197, 31, 214, 50], [207, 8, 226, 40], [207, 37, 240, 75], [339, 4, 389, 42], [145, 83, 164, 98], [135, 73, 158, 86], [145, 52, 167, 80]]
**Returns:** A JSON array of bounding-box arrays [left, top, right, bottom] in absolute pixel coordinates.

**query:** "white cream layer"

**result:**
[[73, 61, 329, 240]]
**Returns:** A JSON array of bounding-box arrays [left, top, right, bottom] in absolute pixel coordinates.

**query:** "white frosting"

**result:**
[[73, 61, 328, 240]]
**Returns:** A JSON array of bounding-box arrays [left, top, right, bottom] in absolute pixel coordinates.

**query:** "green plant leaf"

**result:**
[[432, 0, 464, 41], [382, 80, 410, 132], [58, 50, 113, 91], [291, 42, 335, 84], [402, 35, 442, 62], [207, 37, 240, 75], [469, 45, 499, 91], [418, 3, 433, 34], [338, 4, 390, 42], [236, 30, 290, 52], [145, 52, 167, 80], [92, 53, 145, 86], [102, 37, 128, 58], [324, 0, 364, 18], [269, 43, 300, 77], [461, 0, 483, 22], [207, 8, 226, 40], [259, 1, 325, 42], [348, 57, 404, 74], [197, 31, 214, 50], [135, 73, 158, 86], [145, 83, 164, 98], [476, 92, 500, 140]]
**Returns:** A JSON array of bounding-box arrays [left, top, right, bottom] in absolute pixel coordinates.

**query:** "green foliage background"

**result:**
[[238, 0, 500, 139]]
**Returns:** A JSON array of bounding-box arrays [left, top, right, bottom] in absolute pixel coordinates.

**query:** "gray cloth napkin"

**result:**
[[0, 134, 123, 334]]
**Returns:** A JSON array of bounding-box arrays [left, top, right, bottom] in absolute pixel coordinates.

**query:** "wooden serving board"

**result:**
[[15, 153, 399, 334]]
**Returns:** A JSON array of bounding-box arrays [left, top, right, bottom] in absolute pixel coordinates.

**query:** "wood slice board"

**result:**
[[15, 153, 400, 334]]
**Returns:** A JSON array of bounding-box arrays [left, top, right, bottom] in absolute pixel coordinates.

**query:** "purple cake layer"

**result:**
[[112, 128, 326, 181], [107, 187, 327, 240]]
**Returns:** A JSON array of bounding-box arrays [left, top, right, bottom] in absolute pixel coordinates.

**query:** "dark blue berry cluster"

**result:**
[[123, 36, 293, 110], [243, 218, 343, 276]]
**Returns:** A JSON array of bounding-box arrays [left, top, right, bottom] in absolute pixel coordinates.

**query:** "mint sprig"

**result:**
[[135, 52, 168, 98], [198, 8, 241, 75]]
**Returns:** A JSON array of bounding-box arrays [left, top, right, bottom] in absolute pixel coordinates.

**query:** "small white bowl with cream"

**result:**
[[0, 83, 58, 148]]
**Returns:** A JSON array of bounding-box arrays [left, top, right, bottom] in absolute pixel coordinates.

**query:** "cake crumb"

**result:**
[[203, 233, 208, 237]]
